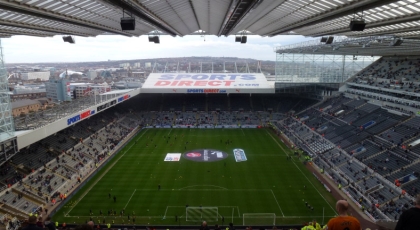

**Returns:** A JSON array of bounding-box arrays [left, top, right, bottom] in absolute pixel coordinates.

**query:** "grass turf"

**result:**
[[52, 128, 337, 226]]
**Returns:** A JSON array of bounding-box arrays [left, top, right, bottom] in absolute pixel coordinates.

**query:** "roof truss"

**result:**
[[0, 0, 419, 41]]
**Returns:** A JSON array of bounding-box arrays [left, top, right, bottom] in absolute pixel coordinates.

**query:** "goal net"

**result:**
[[186, 207, 218, 222], [243, 213, 276, 226]]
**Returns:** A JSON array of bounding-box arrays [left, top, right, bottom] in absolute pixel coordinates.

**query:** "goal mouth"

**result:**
[[186, 207, 219, 222], [243, 213, 276, 226]]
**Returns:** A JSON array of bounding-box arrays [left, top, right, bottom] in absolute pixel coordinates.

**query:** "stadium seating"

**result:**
[[275, 91, 420, 221]]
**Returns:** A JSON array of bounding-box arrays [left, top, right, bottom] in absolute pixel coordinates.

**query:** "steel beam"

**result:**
[[0, 19, 91, 37], [266, 0, 396, 36], [105, 0, 179, 36], [0, 1, 133, 37], [310, 14, 420, 37], [0, 28, 52, 37], [218, 0, 262, 36]]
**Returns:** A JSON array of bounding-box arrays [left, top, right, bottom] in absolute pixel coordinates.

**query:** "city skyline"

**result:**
[[1, 34, 312, 64]]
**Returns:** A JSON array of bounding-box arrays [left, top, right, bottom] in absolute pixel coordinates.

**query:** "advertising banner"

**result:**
[[142, 73, 274, 94], [233, 148, 247, 162], [164, 153, 181, 161]]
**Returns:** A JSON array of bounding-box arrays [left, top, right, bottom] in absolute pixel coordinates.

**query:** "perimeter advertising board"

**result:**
[[141, 73, 274, 93]]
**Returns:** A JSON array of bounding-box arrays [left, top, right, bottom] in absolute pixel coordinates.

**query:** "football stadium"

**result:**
[[1, 0, 420, 230]]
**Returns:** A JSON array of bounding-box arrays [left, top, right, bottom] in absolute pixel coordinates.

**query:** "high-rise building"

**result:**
[[21, 71, 50, 81], [87, 70, 97, 80], [45, 76, 72, 102]]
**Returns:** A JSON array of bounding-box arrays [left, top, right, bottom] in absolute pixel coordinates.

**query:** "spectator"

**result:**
[[22, 216, 43, 230], [326, 200, 361, 230], [36, 217, 43, 228], [199, 220, 209, 230], [87, 221, 94, 229], [227, 222, 235, 230], [75, 224, 94, 230], [395, 194, 420, 230], [44, 217, 55, 230]]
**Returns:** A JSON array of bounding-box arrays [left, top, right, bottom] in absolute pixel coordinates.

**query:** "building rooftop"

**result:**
[[11, 99, 41, 109]]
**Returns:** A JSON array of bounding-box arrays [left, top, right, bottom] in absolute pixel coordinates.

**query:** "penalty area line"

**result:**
[[124, 189, 137, 209], [270, 189, 284, 217], [163, 206, 169, 219]]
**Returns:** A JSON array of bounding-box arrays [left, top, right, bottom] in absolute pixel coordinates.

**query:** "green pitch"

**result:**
[[53, 128, 337, 226]]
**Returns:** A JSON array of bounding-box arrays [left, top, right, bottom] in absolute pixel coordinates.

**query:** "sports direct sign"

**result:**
[[141, 73, 274, 94]]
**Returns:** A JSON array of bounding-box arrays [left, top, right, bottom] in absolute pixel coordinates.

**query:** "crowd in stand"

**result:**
[[275, 94, 420, 222]]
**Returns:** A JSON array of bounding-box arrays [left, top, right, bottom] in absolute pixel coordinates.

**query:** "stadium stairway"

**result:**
[[0, 204, 27, 220], [195, 113, 199, 125], [296, 99, 326, 115], [386, 160, 420, 178], [213, 113, 218, 125], [289, 98, 303, 113], [160, 96, 164, 112], [8, 162, 31, 176], [249, 96, 254, 111], [45, 165, 70, 182], [360, 147, 389, 161], [172, 113, 177, 126], [11, 188, 44, 206]]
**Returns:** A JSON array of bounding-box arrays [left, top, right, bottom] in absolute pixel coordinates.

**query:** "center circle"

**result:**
[[183, 149, 228, 162]]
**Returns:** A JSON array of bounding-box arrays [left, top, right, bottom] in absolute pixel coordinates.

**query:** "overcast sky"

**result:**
[[1, 35, 313, 64]]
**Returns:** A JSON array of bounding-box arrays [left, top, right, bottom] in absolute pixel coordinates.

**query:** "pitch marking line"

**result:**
[[66, 129, 149, 215], [163, 206, 169, 219], [178, 185, 228, 190], [267, 131, 337, 215], [241, 129, 245, 136], [281, 216, 336, 218], [164, 206, 240, 219], [64, 214, 338, 219], [124, 189, 137, 209], [270, 189, 284, 217]]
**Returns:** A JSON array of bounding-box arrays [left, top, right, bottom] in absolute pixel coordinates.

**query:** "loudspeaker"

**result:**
[[148, 36, 160, 43], [62, 36, 75, 44], [241, 36, 247, 44], [349, 20, 366, 31], [235, 36, 241, 42], [325, 36, 334, 44], [120, 17, 135, 30], [320, 37, 327, 43]]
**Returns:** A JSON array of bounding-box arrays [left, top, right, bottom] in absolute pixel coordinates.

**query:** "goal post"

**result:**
[[243, 213, 276, 226], [186, 207, 218, 222]]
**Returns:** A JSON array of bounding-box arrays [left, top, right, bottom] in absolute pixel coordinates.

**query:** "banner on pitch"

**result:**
[[233, 148, 247, 162], [164, 153, 181, 161]]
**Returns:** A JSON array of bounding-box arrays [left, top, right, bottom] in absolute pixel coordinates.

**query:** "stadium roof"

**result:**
[[275, 36, 420, 56], [1, 0, 420, 38]]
